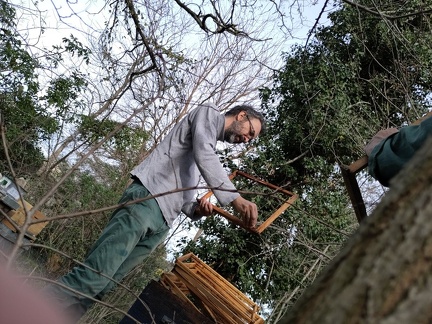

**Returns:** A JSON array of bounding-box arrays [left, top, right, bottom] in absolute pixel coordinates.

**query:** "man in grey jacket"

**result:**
[[46, 102, 265, 321]]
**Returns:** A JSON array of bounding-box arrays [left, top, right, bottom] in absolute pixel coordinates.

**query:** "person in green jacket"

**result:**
[[365, 115, 432, 187]]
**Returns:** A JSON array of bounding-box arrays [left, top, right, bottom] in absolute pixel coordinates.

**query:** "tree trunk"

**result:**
[[279, 137, 432, 324]]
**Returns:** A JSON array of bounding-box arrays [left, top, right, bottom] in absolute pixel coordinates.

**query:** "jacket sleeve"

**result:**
[[181, 201, 202, 221]]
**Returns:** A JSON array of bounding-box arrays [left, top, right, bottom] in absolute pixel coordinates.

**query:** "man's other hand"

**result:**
[[231, 196, 258, 229], [195, 198, 214, 217]]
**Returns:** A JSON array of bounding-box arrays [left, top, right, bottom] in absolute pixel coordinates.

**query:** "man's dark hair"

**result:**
[[225, 105, 266, 135]]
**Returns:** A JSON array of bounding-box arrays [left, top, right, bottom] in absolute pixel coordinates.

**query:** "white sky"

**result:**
[[12, 0, 333, 55]]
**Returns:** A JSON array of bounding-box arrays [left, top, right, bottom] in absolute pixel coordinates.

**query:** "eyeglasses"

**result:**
[[245, 114, 255, 139]]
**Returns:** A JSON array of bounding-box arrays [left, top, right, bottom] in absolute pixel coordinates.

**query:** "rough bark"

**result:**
[[279, 137, 432, 324]]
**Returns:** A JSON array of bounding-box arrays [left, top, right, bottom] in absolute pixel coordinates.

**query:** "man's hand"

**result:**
[[231, 196, 258, 229], [195, 198, 214, 217]]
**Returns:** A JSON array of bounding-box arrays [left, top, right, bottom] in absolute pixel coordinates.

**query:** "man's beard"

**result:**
[[224, 120, 244, 143], [224, 131, 237, 143]]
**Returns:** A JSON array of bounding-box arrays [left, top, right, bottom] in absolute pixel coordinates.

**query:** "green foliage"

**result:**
[[35, 169, 128, 273], [0, 2, 92, 174], [78, 115, 149, 156], [258, 0, 432, 189], [62, 35, 91, 64], [40, 35, 91, 127], [42, 72, 87, 122], [319, 0, 432, 121], [0, 4, 51, 173]]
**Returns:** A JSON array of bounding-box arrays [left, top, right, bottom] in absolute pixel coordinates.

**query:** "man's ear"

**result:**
[[236, 111, 246, 120]]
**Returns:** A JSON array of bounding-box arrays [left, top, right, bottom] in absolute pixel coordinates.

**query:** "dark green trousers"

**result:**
[[53, 179, 169, 313]]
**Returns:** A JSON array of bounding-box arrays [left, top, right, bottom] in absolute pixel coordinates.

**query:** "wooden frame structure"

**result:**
[[1, 199, 48, 240], [201, 170, 298, 234], [161, 253, 264, 324], [340, 157, 369, 223]]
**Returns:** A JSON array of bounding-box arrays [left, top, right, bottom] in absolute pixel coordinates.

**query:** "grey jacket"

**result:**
[[131, 103, 240, 227]]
